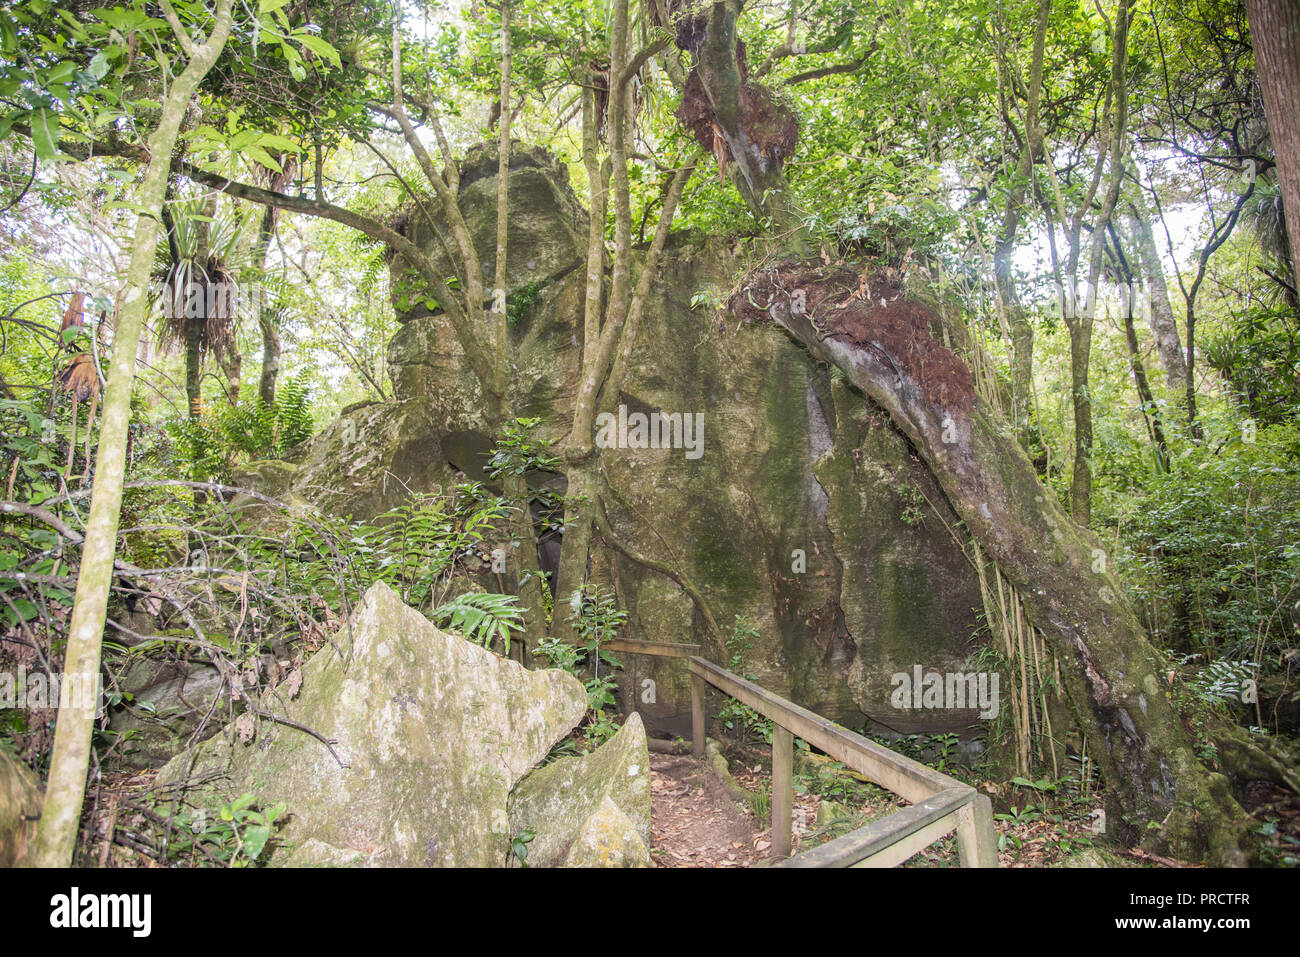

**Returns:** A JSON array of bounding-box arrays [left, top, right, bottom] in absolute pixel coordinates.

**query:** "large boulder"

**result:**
[[508, 712, 652, 867], [158, 580, 587, 867], [233, 145, 988, 740]]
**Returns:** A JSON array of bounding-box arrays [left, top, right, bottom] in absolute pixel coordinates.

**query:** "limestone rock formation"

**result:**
[[158, 580, 587, 867], [508, 712, 652, 867], [229, 146, 987, 742]]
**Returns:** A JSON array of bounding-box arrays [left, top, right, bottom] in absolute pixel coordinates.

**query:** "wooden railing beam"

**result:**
[[774, 788, 970, 868], [688, 656, 957, 803], [771, 723, 793, 858], [690, 671, 706, 758]]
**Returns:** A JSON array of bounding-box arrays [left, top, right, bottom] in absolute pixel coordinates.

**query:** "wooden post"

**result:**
[[955, 792, 998, 867], [772, 723, 793, 858], [691, 672, 706, 757]]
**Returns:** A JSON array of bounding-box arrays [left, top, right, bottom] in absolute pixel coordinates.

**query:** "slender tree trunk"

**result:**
[[1067, 318, 1094, 525], [258, 314, 281, 407], [1128, 203, 1186, 393], [215, 343, 241, 405], [1111, 221, 1170, 470], [488, 0, 549, 650], [185, 324, 202, 420], [25, 0, 236, 868], [553, 8, 694, 643], [1245, 0, 1300, 285], [992, 0, 1051, 442], [248, 190, 285, 406], [1067, 0, 1131, 527]]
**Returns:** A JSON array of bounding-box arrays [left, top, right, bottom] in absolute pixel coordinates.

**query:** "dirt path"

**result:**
[[649, 752, 767, 867]]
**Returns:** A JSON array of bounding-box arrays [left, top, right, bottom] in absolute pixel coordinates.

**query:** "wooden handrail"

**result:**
[[604, 637, 998, 867], [773, 787, 971, 868], [688, 656, 958, 803], [605, 638, 701, 658]]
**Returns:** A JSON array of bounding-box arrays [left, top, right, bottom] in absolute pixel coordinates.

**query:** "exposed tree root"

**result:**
[[731, 259, 1260, 865]]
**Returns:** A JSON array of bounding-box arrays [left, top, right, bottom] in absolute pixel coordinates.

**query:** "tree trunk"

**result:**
[[250, 202, 281, 407], [739, 267, 1255, 865], [1245, 0, 1300, 286], [25, 0, 236, 868], [553, 17, 693, 643], [1107, 220, 1169, 470], [1067, 315, 1094, 525], [1128, 204, 1186, 393], [258, 314, 281, 407], [992, 0, 1051, 443], [677, 0, 799, 230], [185, 322, 202, 421]]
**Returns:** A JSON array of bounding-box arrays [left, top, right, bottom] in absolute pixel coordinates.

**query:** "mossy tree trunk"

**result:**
[[25, 0, 236, 868], [756, 284, 1256, 866], [553, 1, 694, 642]]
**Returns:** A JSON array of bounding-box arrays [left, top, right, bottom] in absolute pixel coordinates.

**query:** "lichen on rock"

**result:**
[[158, 580, 587, 867], [507, 712, 652, 867]]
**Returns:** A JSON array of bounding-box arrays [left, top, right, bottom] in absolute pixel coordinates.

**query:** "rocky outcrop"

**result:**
[[235, 146, 988, 741], [508, 712, 651, 867], [158, 580, 587, 867]]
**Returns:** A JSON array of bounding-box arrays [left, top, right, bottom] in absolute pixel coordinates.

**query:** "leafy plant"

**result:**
[[431, 592, 526, 655], [161, 793, 287, 867], [716, 615, 773, 744], [534, 585, 628, 749], [486, 417, 559, 478], [927, 732, 960, 771], [169, 373, 314, 480], [509, 828, 535, 867], [506, 281, 543, 327]]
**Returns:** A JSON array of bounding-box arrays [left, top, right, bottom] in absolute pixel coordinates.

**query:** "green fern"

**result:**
[[432, 592, 525, 655]]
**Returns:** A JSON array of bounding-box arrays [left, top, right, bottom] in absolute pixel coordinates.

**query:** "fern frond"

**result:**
[[431, 592, 525, 655]]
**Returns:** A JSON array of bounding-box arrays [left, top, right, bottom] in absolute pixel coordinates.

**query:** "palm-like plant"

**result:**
[[153, 193, 256, 415]]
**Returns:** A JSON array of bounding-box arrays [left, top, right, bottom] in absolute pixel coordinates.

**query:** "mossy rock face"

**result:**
[[390, 140, 588, 325], [561, 795, 650, 867], [108, 666, 238, 770], [507, 712, 651, 867], [266, 146, 983, 735], [815, 377, 988, 734], [157, 581, 587, 867], [0, 749, 41, 867], [1058, 847, 1130, 868]]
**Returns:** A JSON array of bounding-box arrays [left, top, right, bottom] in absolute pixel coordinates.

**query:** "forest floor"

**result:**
[[644, 739, 1285, 868], [74, 734, 1299, 868]]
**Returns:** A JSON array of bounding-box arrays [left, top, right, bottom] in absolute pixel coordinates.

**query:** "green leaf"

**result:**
[[88, 50, 111, 81], [240, 144, 282, 172], [31, 107, 59, 161], [294, 33, 341, 69], [45, 61, 76, 85], [242, 825, 271, 859], [255, 132, 301, 153]]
